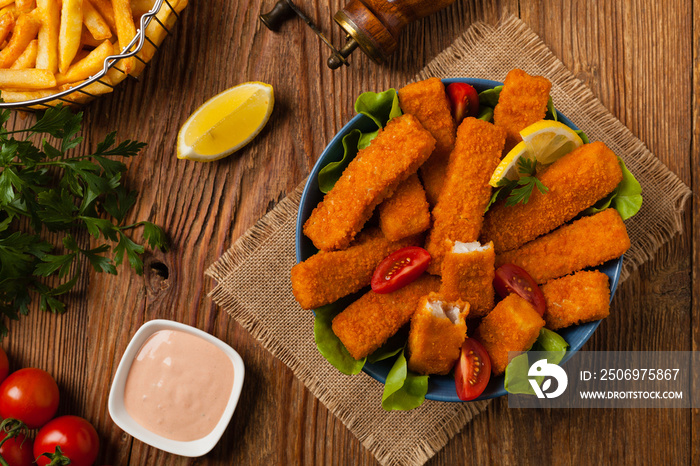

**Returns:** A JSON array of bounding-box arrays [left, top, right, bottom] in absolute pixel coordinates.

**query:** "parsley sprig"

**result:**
[[0, 104, 168, 337], [485, 157, 549, 212]]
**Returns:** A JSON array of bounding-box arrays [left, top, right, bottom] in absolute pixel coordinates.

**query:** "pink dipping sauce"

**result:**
[[123, 329, 234, 442]]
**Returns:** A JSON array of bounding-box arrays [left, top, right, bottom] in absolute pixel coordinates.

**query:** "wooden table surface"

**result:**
[[3, 0, 697, 464]]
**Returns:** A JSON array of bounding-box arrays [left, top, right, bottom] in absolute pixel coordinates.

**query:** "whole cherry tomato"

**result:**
[[33, 416, 99, 466], [0, 368, 59, 429], [0, 347, 8, 384], [0, 431, 34, 466], [493, 263, 547, 316], [454, 338, 491, 401], [371, 246, 431, 294]]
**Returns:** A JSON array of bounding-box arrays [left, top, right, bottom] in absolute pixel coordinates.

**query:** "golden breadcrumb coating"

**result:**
[[378, 173, 431, 241], [439, 241, 495, 317], [332, 275, 441, 360], [425, 118, 506, 274], [398, 78, 456, 206], [493, 69, 552, 151], [482, 141, 623, 253], [473, 294, 545, 375], [303, 114, 436, 251], [407, 292, 469, 375], [541, 271, 610, 330], [495, 208, 631, 284], [291, 228, 422, 310]]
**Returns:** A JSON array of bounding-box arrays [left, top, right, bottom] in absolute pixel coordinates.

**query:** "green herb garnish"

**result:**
[[485, 157, 549, 212], [0, 104, 168, 337]]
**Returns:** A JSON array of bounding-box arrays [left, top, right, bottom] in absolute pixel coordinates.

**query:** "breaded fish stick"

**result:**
[[378, 174, 431, 241], [332, 275, 440, 360], [407, 293, 469, 375], [291, 228, 422, 310], [304, 114, 436, 251], [482, 141, 623, 253], [440, 241, 495, 318], [425, 118, 506, 274], [493, 69, 552, 151], [473, 294, 545, 375], [495, 208, 631, 284], [398, 78, 456, 206], [542, 271, 610, 330]]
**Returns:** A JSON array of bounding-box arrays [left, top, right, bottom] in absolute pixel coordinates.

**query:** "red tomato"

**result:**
[[0, 347, 9, 384], [370, 246, 431, 294], [34, 416, 99, 466], [454, 339, 491, 401], [493, 263, 546, 316], [0, 432, 34, 466], [446, 82, 479, 125], [0, 368, 59, 429]]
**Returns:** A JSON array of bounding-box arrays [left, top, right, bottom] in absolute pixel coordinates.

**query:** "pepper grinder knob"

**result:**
[[260, 0, 296, 32]]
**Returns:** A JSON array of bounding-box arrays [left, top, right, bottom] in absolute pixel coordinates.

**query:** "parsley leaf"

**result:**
[[0, 105, 168, 337]]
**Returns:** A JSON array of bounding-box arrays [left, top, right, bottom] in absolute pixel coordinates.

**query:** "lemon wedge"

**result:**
[[489, 141, 530, 187], [177, 82, 274, 162], [519, 120, 583, 165]]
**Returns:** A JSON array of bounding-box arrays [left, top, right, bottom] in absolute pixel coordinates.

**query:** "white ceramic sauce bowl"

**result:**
[[108, 319, 245, 457]]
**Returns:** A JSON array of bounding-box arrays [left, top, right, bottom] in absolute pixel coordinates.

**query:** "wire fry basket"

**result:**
[[0, 0, 186, 112]]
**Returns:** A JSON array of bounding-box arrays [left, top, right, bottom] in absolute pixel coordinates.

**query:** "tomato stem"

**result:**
[[0, 418, 30, 466], [39, 446, 72, 466]]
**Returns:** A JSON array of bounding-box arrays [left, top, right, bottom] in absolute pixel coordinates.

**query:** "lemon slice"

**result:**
[[519, 120, 583, 165], [177, 82, 274, 162], [489, 141, 530, 187]]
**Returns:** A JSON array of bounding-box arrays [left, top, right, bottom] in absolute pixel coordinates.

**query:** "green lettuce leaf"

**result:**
[[381, 349, 429, 411], [504, 328, 569, 395], [318, 89, 402, 193], [583, 157, 643, 220], [545, 96, 558, 121], [478, 85, 502, 107], [313, 304, 365, 375], [477, 106, 494, 122]]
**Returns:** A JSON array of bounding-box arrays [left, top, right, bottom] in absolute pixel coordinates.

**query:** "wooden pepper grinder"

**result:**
[[259, 0, 457, 69]]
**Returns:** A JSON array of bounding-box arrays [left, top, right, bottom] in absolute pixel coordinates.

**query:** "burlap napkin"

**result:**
[[207, 15, 691, 466]]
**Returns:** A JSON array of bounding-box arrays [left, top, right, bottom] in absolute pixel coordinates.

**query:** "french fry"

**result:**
[[82, 0, 110, 40], [0, 88, 57, 102], [15, 0, 33, 13], [105, 39, 127, 84], [10, 38, 37, 68], [130, 0, 155, 17], [0, 5, 17, 20], [0, 0, 14, 9], [60, 75, 113, 103], [0, 13, 41, 68], [0, 11, 15, 45], [111, 0, 135, 73], [132, 0, 185, 76], [58, 0, 82, 73], [89, 0, 115, 33], [80, 24, 102, 47], [35, 0, 60, 72], [0, 69, 56, 89], [55, 38, 110, 85]]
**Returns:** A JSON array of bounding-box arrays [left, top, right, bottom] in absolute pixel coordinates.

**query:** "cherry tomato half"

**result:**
[[446, 82, 479, 125], [371, 246, 431, 294], [0, 346, 9, 384], [34, 416, 99, 466], [493, 263, 546, 316], [454, 338, 491, 401], [0, 431, 34, 466], [0, 368, 59, 429]]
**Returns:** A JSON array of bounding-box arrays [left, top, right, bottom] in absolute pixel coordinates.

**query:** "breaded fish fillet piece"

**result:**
[[482, 141, 623, 253], [495, 209, 631, 284], [378, 173, 431, 241], [407, 293, 469, 375], [291, 228, 422, 310], [398, 78, 456, 206], [440, 241, 495, 318], [425, 118, 506, 274], [542, 271, 610, 330], [473, 294, 545, 375], [332, 275, 440, 360], [304, 114, 436, 251], [493, 69, 552, 151]]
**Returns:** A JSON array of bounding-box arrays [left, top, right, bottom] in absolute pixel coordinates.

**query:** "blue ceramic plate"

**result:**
[[295, 78, 623, 402]]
